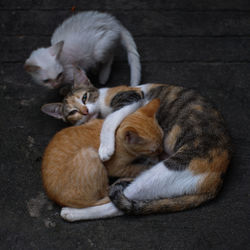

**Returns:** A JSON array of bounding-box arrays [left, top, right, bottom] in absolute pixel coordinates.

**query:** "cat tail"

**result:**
[[109, 180, 214, 215], [120, 25, 141, 86]]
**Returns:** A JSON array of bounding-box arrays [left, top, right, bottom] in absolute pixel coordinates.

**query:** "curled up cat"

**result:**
[[42, 99, 163, 220], [24, 11, 141, 88], [41, 69, 232, 221]]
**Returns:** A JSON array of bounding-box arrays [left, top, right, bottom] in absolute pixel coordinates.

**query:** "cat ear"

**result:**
[[124, 128, 144, 144], [139, 99, 161, 117], [73, 67, 92, 89], [24, 63, 41, 73], [49, 41, 64, 57], [41, 103, 64, 120]]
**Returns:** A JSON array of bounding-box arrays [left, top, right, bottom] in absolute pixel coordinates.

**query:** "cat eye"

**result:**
[[56, 72, 63, 80], [43, 79, 50, 83], [82, 93, 88, 104], [68, 110, 78, 116]]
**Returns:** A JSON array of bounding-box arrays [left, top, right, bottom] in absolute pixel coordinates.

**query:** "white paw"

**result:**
[[60, 207, 76, 222], [98, 142, 114, 162]]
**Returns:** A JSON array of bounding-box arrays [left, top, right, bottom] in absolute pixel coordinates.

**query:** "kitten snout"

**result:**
[[80, 107, 89, 115]]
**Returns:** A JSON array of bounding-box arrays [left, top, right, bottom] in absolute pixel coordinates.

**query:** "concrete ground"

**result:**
[[0, 1, 249, 249]]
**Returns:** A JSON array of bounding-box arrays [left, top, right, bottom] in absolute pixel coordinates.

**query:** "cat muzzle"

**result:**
[[80, 107, 89, 115]]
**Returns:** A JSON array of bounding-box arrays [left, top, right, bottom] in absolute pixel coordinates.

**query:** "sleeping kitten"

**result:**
[[42, 100, 163, 220], [45, 70, 232, 221], [24, 11, 141, 88]]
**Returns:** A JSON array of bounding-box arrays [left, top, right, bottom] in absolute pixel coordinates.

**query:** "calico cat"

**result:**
[[24, 11, 140, 88], [46, 69, 232, 221], [41, 67, 144, 125], [42, 99, 163, 218]]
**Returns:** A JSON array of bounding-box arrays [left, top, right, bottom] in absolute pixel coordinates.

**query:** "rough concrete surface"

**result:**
[[0, 1, 249, 249]]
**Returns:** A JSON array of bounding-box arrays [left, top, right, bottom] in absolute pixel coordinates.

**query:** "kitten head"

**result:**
[[24, 41, 64, 88], [118, 99, 163, 156], [41, 68, 99, 125]]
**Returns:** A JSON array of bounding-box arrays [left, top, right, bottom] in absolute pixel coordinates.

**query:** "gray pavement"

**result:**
[[0, 1, 249, 249]]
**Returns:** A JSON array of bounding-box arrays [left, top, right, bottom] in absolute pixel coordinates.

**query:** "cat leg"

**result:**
[[110, 182, 214, 215], [61, 201, 123, 222], [99, 101, 143, 161], [61, 179, 132, 221], [108, 162, 206, 215], [122, 161, 205, 201], [99, 56, 114, 85]]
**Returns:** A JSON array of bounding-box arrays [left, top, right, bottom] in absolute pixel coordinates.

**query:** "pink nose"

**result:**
[[80, 107, 89, 115]]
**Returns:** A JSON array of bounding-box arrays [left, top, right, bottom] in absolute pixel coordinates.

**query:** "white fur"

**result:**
[[26, 48, 63, 85], [98, 101, 143, 161], [99, 56, 114, 85], [138, 83, 152, 93], [26, 11, 141, 86], [74, 88, 110, 126], [98, 84, 150, 158], [124, 162, 204, 200], [119, 26, 141, 86], [98, 88, 113, 118], [60, 203, 123, 222]]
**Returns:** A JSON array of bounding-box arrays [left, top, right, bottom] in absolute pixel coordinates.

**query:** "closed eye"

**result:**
[[68, 110, 78, 116]]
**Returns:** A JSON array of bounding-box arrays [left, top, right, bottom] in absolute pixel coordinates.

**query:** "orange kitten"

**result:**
[[42, 99, 163, 210]]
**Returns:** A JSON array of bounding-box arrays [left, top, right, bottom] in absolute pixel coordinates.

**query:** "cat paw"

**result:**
[[98, 143, 114, 162], [60, 207, 76, 222], [109, 179, 133, 198], [112, 178, 134, 186]]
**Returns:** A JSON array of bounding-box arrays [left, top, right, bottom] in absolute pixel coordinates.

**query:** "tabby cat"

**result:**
[[42, 68, 231, 221], [42, 99, 163, 219]]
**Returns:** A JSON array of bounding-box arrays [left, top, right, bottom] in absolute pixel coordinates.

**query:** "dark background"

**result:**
[[0, 1, 249, 249]]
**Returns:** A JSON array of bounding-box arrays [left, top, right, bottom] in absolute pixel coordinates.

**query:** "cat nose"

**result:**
[[80, 107, 89, 115]]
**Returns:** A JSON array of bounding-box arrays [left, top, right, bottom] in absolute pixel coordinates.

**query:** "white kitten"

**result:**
[[24, 11, 141, 88]]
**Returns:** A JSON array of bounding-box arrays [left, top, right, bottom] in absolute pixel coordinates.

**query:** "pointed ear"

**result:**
[[24, 62, 41, 73], [139, 99, 160, 117], [49, 41, 64, 57], [124, 127, 144, 144], [41, 103, 64, 119], [73, 66, 92, 89]]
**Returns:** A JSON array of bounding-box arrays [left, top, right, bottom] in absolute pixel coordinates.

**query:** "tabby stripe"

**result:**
[[110, 90, 143, 111], [164, 97, 198, 133]]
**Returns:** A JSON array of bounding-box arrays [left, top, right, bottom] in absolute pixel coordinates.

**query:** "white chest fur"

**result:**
[[98, 88, 113, 118]]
